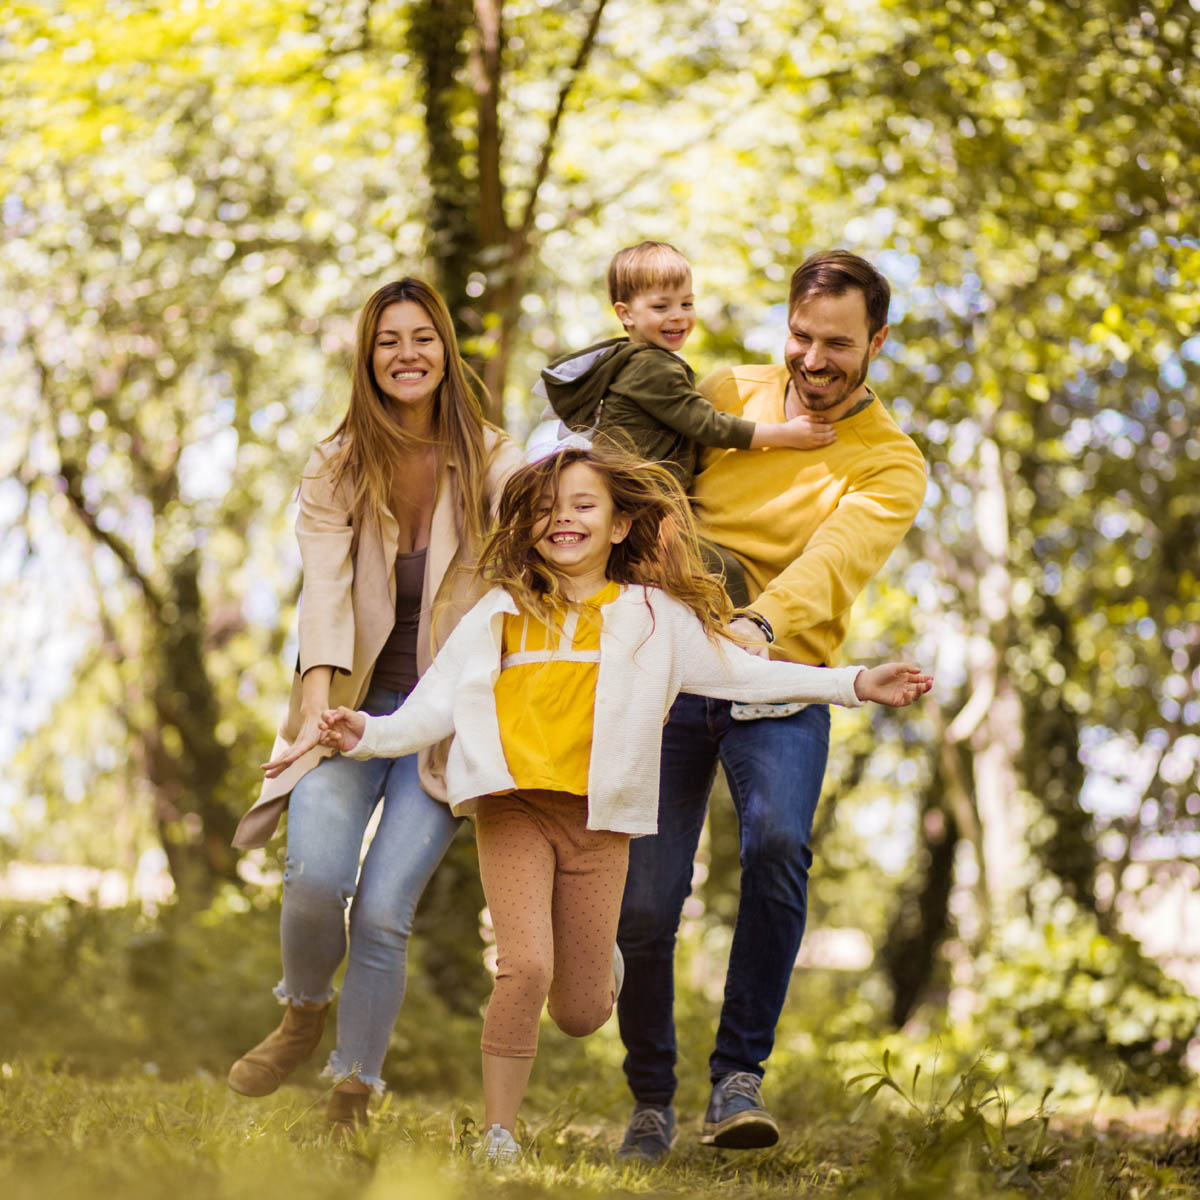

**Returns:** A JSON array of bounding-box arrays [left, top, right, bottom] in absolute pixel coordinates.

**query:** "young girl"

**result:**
[[318, 445, 930, 1163]]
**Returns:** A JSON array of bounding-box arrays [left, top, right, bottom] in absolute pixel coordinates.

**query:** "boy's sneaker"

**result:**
[[699, 1072, 779, 1149], [474, 1123, 521, 1165], [616, 1102, 676, 1163]]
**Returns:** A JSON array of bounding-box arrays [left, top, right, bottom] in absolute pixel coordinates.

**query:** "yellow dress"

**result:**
[[493, 581, 621, 796]]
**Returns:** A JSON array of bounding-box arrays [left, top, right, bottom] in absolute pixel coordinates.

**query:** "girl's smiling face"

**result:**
[[534, 461, 631, 599]]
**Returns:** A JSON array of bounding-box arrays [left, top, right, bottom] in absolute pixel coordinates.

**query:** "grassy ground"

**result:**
[[4, 898, 1200, 1197], [4, 1057, 1200, 1199]]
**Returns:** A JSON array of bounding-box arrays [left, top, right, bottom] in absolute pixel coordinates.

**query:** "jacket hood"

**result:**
[[537, 337, 654, 430]]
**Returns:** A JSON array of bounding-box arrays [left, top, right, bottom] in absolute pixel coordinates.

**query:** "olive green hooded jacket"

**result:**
[[538, 337, 756, 487]]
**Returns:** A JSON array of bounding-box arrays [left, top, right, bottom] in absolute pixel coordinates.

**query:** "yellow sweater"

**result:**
[[692, 365, 926, 667], [492, 581, 621, 796]]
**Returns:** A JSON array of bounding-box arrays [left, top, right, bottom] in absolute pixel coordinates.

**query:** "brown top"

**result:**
[[370, 548, 427, 694]]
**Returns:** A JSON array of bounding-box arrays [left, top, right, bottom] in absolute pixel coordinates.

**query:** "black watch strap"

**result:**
[[733, 609, 775, 644]]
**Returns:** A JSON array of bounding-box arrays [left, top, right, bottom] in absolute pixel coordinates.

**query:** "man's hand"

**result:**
[[729, 616, 772, 659], [319, 706, 367, 753], [853, 663, 933, 707]]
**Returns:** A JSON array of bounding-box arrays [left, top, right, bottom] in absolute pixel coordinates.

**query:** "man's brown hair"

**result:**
[[789, 250, 890, 337]]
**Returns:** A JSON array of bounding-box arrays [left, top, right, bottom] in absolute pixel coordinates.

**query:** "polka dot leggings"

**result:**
[[476, 790, 631, 1059]]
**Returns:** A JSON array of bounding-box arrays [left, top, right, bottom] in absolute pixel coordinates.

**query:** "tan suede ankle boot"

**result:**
[[227, 1001, 330, 1096], [326, 1080, 370, 1141]]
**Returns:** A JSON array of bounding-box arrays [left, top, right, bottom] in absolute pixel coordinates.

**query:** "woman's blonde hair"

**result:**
[[319, 278, 494, 549], [481, 445, 734, 639]]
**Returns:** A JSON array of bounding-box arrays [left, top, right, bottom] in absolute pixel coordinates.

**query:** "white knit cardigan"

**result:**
[[349, 585, 864, 835]]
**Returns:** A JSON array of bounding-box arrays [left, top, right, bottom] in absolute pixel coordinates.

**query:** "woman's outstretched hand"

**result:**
[[319, 706, 366, 754], [853, 663, 933, 707], [261, 715, 323, 778]]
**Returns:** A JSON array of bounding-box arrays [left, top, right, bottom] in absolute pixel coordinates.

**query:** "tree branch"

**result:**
[[54, 443, 167, 620], [514, 0, 609, 253]]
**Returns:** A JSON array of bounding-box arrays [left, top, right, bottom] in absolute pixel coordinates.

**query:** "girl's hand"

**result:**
[[853, 663, 932, 707], [319, 706, 366, 753], [261, 714, 323, 778]]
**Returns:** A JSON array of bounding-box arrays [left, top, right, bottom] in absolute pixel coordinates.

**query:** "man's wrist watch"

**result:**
[[733, 609, 775, 644]]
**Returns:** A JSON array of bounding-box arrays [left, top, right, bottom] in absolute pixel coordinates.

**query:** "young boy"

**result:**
[[537, 241, 834, 604]]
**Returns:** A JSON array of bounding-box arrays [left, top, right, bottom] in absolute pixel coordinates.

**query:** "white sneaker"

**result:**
[[474, 1123, 521, 1165]]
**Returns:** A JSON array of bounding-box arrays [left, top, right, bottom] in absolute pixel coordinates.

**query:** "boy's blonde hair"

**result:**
[[607, 241, 691, 306]]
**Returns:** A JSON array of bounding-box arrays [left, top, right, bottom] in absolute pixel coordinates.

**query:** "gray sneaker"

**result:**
[[616, 1102, 676, 1163], [699, 1071, 779, 1149]]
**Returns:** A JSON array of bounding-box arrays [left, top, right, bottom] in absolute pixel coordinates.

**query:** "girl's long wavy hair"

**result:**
[[318, 278, 494, 548], [481, 445, 735, 640]]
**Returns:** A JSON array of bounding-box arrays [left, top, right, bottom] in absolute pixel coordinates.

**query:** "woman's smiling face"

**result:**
[[372, 300, 446, 412]]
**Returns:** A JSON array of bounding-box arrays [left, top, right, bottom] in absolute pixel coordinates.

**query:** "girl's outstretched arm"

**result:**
[[327, 593, 498, 760], [853, 663, 933, 707], [667, 597, 931, 709]]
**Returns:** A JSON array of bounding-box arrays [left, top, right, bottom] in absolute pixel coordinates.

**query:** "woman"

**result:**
[[228, 278, 521, 1134]]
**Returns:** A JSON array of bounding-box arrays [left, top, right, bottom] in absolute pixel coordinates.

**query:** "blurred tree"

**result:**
[[408, 0, 609, 415], [3, 0, 1199, 1069], [805, 0, 1200, 1019], [1, 0, 366, 905]]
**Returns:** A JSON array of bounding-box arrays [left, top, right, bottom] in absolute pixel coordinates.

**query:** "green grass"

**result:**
[[3, 1056, 1199, 1199], [3, 897, 1200, 1197]]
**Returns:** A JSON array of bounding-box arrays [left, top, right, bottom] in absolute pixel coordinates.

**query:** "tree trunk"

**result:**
[[1021, 594, 1097, 910], [881, 783, 959, 1027], [410, 0, 478, 327], [410, 0, 609, 419], [152, 551, 240, 894], [950, 435, 1031, 918]]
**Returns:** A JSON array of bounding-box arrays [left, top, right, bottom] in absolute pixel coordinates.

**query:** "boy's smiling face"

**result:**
[[614, 272, 697, 354]]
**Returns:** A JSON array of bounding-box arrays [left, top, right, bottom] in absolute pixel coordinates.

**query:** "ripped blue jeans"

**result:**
[[277, 684, 461, 1093]]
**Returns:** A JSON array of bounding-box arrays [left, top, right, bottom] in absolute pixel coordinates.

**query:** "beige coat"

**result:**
[[233, 427, 523, 849]]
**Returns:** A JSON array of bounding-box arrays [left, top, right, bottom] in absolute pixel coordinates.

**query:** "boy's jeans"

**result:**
[[616, 693, 831, 1105], [278, 684, 462, 1091]]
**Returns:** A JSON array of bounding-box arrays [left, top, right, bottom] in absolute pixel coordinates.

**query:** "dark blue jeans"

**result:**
[[616, 693, 831, 1105]]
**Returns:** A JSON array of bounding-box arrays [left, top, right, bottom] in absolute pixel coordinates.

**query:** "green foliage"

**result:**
[[2, 1049, 1198, 1199], [0, 894, 286, 1076], [842, 1050, 1199, 1198], [971, 918, 1200, 1101], [846, 1051, 1058, 1196], [0, 895, 479, 1095], [4, 0, 1200, 1100]]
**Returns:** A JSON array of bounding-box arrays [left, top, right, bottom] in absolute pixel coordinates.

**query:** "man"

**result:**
[[615, 250, 927, 1160]]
